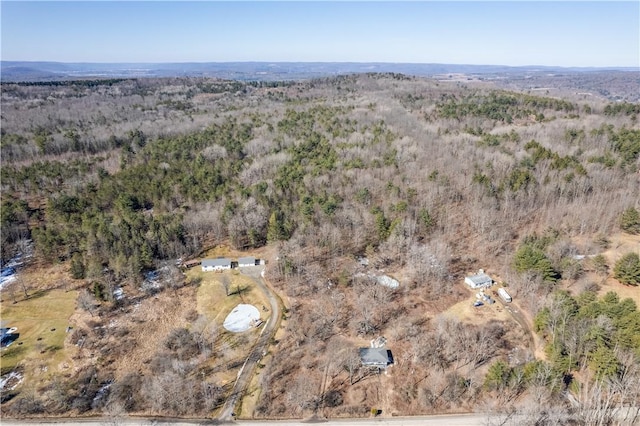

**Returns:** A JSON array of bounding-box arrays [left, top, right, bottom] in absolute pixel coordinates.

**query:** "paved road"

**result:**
[[217, 265, 282, 421], [0, 413, 487, 426], [4, 410, 638, 426]]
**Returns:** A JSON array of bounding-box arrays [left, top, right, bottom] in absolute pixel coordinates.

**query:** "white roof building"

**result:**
[[238, 256, 256, 267], [202, 258, 232, 271], [464, 272, 493, 289], [359, 347, 394, 368]]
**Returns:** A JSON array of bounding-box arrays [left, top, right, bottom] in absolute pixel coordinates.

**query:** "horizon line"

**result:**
[[2, 60, 639, 70]]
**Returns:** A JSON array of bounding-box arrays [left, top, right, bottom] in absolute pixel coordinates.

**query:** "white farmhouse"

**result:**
[[202, 258, 232, 272], [464, 271, 493, 289]]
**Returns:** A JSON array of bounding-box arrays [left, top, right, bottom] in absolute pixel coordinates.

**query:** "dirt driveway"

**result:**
[[218, 264, 282, 421]]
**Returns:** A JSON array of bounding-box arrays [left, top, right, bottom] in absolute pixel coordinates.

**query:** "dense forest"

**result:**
[[1, 73, 639, 423]]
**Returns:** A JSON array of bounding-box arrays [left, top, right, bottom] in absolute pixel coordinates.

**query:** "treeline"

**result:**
[[11, 78, 129, 87]]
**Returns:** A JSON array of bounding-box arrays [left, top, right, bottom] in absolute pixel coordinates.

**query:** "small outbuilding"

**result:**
[[464, 271, 493, 289], [182, 259, 202, 269], [359, 347, 394, 369], [202, 258, 232, 272], [1, 327, 19, 348], [238, 256, 256, 267]]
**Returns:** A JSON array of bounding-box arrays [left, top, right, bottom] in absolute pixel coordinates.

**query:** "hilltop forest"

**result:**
[[1, 73, 639, 423]]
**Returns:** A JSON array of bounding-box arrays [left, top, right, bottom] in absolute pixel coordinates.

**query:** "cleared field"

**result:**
[[442, 286, 511, 324], [193, 269, 269, 326], [1, 289, 78, 380], [188, 265, 271, 400]]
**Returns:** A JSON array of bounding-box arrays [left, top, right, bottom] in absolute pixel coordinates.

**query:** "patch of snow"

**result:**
[[144, 270, 160, 281], [113, 287, 125, 300], [0, 371, 24, 391], [92, 381, 112, 407], [0, 271, 17, 290], [1, 267, 16, 278], [375, 275, 399, 289], [223, 304, 260, 333], [4, 240, 34, 269], [7, 240, 34, 266], [572, 254, 596, 260], [141, 266, 170, 292], [354, 272, 400, 289], [6, 256, 23, 269], [1, 240, 34, 291]]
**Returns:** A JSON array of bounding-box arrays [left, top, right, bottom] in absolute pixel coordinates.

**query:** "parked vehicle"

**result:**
[[498, 287, 512, 303]]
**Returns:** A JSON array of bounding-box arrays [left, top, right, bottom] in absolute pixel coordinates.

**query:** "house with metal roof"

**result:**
[[202, 258, 232, 272], [238, 256, 256, 268], [464, 271, 493, 289], [359, 347, 394, 369]]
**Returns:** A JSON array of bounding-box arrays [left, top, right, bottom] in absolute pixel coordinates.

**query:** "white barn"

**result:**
[[202, 258, 232, 272], [464, 272, 493, 289]]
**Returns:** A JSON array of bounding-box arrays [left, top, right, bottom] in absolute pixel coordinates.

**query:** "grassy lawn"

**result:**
[[1, 289, 78, 379], [192, 269, 268, 326]]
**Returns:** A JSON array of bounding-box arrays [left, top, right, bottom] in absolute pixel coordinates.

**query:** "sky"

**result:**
[[1, 1, 638, 67]]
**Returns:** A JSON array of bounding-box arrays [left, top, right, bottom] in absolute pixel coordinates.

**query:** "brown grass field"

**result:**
[[1, 288, 78, 383]]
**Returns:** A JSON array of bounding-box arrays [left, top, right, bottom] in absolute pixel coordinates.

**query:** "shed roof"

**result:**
[[202, 258, 231, 267], [238, 256, 255, 265]]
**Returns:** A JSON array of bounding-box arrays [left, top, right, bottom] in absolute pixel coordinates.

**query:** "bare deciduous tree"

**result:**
[[78, 290, 96, 317], [220, 274, 231, 296]]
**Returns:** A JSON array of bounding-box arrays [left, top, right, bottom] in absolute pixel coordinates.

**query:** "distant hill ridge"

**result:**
[[2, 61, 637, 82]]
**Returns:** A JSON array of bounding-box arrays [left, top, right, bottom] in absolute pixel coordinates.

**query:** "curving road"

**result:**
[[217, 265, 282, 421]]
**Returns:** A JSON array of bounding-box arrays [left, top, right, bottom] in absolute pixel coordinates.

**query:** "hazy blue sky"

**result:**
[[1, 1, 638, 67]]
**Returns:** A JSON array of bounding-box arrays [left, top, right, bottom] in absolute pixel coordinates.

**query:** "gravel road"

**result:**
[[217, 265, 282, 421]]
